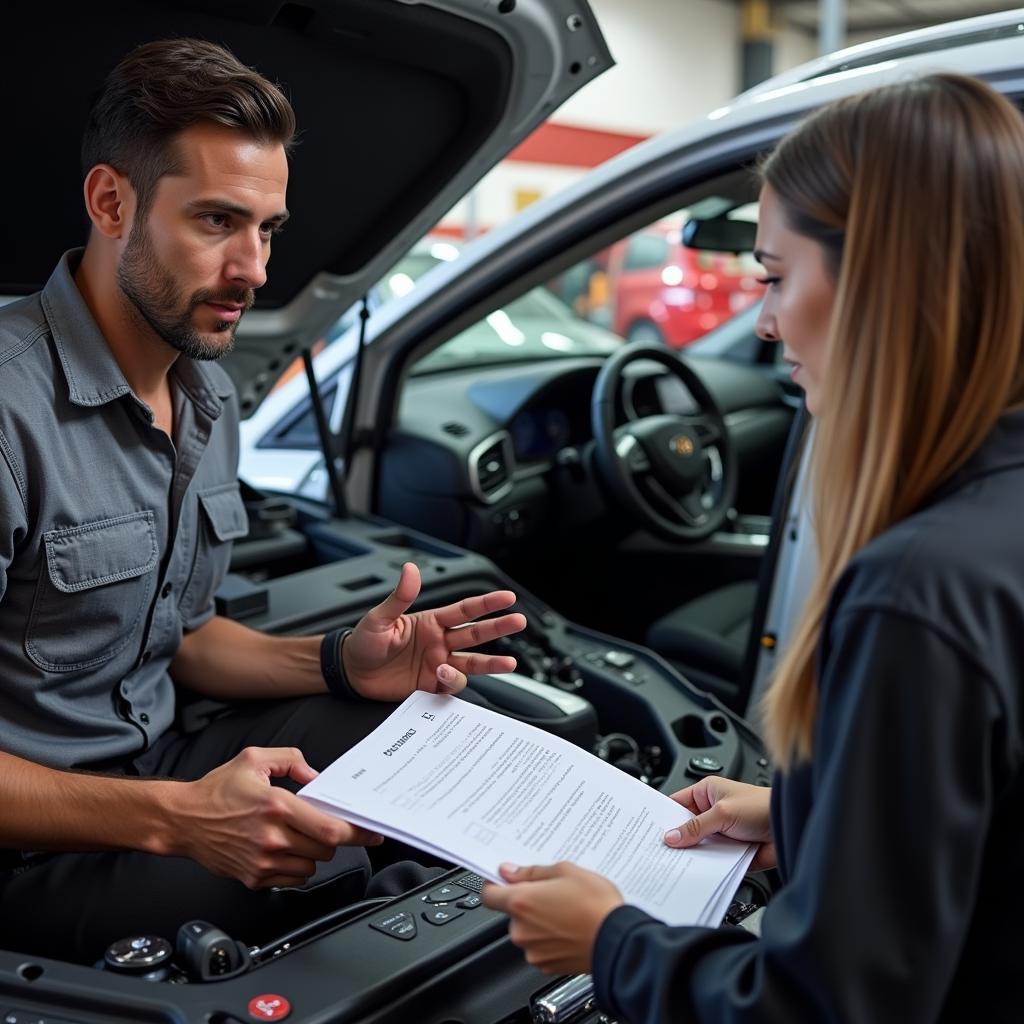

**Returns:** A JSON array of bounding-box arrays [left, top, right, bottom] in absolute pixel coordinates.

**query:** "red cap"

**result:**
[[247, 994, 292, 1020]]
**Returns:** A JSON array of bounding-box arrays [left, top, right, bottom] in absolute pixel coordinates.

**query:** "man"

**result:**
[[0, 38, 524, 962]]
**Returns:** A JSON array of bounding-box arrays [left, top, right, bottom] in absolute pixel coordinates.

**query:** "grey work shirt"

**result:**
[[0, 250, 247, 769]]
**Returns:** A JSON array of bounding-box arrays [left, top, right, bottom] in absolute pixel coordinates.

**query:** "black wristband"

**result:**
[[320, 627, 364, 701]]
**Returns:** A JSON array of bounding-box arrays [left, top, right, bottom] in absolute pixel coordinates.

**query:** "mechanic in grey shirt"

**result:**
[[0, 249, 244, 767], [0, 39, 524, 963]]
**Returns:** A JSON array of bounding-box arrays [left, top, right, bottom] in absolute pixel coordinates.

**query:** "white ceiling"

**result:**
[[776, 0, 1021, 36]]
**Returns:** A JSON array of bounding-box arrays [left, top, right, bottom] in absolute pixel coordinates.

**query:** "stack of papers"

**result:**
[[300, 690, 755, 927]]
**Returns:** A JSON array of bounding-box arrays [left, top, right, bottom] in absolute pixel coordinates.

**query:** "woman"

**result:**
[[483, 73, 1024, 1022]]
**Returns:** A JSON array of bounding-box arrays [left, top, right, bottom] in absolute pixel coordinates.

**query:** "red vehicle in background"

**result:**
[[601, 224, 763, 348]]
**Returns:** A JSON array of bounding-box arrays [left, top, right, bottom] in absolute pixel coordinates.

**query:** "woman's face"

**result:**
[[754, 185, 838, 415]]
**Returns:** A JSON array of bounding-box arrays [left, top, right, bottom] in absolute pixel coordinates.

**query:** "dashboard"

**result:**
[[377, 354, 794, 553], [509, 405, 577, 461], [508, 374, 702, 461]]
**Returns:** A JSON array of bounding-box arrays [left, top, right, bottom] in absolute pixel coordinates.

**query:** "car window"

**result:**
[[410, 200, 767, 376], [546, 201, 764, 354], [409, 284, 623, 374], [622, 232, 670, 271], [247, 198, 768, 467], [261, 383, 339, 449]]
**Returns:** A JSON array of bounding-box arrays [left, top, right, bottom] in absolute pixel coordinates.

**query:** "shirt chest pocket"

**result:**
[[26, 511, 159, 673], [179, 483, 249, 628]]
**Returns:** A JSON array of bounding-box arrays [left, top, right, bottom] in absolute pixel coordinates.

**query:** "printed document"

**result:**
[[299, 690, 756, 926]]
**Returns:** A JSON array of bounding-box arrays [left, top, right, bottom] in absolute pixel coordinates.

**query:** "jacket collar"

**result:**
[[932, 405, 1024, 503]]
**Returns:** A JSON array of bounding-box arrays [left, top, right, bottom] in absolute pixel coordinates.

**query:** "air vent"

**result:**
[[477, 444, 508, 493], [468, 432, 514, 503], [442, 421, 471, 437]]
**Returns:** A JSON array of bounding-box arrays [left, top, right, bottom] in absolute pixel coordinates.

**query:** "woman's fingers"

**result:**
[[664, 800, 733, 847]]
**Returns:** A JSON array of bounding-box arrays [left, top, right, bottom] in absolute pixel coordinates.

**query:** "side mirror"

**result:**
[[682, 216, 756, 255]]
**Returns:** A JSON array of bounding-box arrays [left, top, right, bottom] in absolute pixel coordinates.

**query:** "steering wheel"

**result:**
[[591, 344, 737, 542]]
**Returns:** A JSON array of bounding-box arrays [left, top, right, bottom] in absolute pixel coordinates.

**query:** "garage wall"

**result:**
[[559, 0, 742, 134], [439, 0, 744, 235]]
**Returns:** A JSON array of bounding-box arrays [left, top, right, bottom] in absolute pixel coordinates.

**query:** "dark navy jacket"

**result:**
[[593, 411, 1024, 1023]]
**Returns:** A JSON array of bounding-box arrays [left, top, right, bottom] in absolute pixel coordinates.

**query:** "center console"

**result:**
[[228, 509, 771, 793], [1, 509, 771, 1024]]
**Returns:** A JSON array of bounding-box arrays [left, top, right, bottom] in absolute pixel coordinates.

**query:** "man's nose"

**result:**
[[225, 230, 268, 289]]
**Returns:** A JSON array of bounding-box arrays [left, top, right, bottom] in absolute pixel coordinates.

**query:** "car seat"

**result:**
[[645, 407, 810, 715]]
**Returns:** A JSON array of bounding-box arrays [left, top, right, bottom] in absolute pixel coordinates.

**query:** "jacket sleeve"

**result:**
[[593, 607, 1004, 1024]]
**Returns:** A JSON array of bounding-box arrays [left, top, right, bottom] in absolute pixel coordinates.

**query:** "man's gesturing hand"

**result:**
[[342, 562, 527, 701], [173, 747, 382, 890]]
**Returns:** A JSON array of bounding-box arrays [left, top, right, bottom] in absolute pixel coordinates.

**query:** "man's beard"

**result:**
[[117, 221, 254, 361]]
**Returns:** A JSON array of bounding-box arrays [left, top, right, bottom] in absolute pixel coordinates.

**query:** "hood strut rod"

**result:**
[[300, 294, 370, 518]]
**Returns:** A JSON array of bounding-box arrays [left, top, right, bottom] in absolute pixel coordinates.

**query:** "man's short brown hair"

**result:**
[[82, 38, 296, 215]]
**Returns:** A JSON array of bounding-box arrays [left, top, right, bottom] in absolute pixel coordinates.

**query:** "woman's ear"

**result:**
[[82, 163, 135, 240]]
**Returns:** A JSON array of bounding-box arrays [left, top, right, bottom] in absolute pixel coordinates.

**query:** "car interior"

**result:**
[[1, 2, 797, 1022], [257, 171, 800, 711]]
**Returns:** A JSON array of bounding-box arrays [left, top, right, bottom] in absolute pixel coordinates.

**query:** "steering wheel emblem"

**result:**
[[670, 434, 695, 457]]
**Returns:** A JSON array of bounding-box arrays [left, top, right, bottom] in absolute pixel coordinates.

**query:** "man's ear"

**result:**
[[82, 163, 136, 240]]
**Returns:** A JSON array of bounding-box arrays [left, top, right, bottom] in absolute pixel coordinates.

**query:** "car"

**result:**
[[601, 220, 763, 348], [6, 2, 1024, 1021]]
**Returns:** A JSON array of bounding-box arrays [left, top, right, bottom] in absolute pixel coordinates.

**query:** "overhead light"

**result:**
[[388, 272, 416, 297], [430, 242, 460, 262], [541, 331, 574, 352], [486, 310, 525, 346]]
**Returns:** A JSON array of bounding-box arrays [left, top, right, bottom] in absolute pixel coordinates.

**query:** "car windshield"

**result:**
[[409, 284, 623, 374], [330, 196, 763, 378]]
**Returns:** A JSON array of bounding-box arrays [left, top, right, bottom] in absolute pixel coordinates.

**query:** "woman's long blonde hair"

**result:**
[[762, 74, 1024, 768]]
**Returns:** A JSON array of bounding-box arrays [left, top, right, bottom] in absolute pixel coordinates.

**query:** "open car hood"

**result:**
[[1, 0, 612, 416]]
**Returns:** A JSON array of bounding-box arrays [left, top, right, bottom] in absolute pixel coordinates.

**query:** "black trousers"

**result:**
[[0, 694, 449, 965]]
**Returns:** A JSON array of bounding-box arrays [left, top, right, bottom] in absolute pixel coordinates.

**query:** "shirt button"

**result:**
[[141, 651, 152, 665], [161, 582, 173, 599], [140, 713, 150, 725]]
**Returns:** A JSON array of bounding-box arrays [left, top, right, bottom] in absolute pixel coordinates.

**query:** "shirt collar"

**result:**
[[41, 248, 233, 419]]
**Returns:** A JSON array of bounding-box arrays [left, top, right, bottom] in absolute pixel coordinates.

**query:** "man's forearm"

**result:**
[[170, 615, 327, 700], [0, 751, 183, 854]]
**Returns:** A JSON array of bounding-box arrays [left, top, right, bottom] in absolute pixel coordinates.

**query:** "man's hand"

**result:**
[[171, 747, 383, 889], [342, 562, 527, 701], [482, 862, 624, 975], [665, 776, 776, 871]]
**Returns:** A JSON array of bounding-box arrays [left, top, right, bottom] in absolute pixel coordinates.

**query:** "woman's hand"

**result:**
[[666, 776, 776, 871], [482, 862, 624, 975], [342, 562, 527, 700]]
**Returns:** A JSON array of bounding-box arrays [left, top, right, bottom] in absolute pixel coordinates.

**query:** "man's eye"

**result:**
[[202, 214, 229, 229]]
